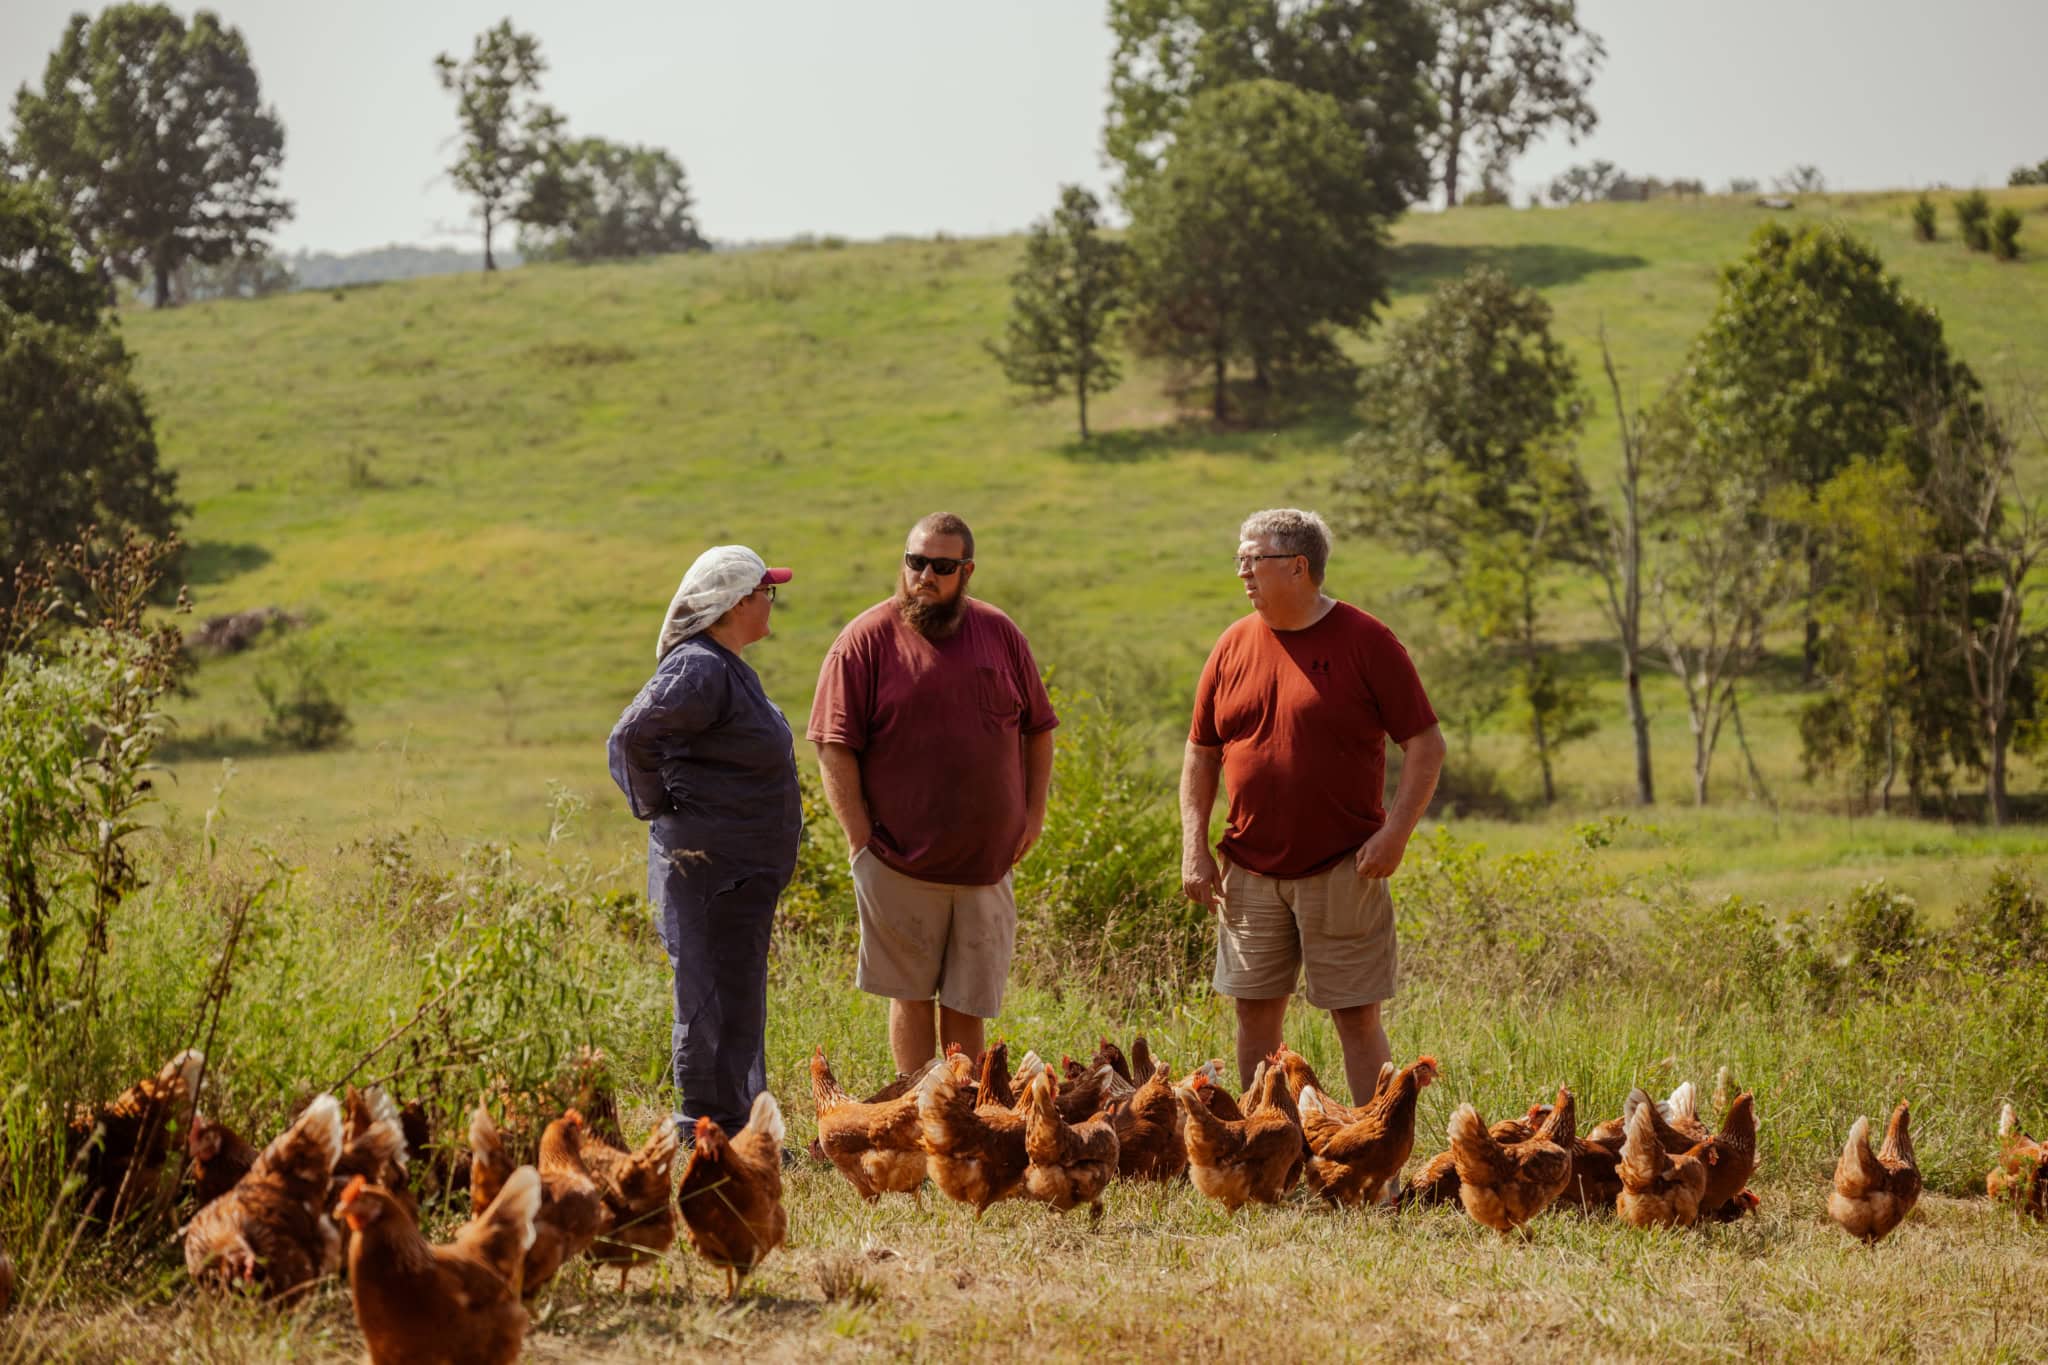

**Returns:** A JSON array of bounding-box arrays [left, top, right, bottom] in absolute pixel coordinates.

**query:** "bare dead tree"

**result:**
[[1652, 473, 1795, 806], [1586, 325, 1656, 805]]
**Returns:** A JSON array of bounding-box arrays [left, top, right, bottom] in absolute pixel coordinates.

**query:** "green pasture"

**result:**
[[122, 187, 2048, 913]]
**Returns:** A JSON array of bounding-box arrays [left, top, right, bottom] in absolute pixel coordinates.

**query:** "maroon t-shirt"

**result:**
[[1190, 601, 1437, 880], [808, 598, 1058, 886]]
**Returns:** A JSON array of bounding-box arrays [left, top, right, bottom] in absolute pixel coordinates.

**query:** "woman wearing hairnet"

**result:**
[[608, 545, 800, 1140]]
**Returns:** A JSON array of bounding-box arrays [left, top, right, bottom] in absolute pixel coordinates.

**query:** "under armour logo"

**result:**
[[1309, 658, 1332, 675]]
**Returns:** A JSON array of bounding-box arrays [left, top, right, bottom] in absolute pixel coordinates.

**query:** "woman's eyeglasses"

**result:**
[[904, 553, 969, 576], [758, 584, 777, 601]]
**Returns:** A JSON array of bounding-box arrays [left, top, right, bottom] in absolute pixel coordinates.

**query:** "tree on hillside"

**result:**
[[1345, 266, 1593, 800], [1125, 80, 1391, 420], [517, 138, 708, 262], [0, 181, 183, 600], [1104, 0, 1439, 221], [1545, 159, 1621, 205], [1772, 165, 1826, 195], [1678, 223, 1984, 685], [1793, 458, 1933, 812], [1649, 427, 1797, 807], [7, 4, 291, 309], [1919, 396, 2048, 825], [1570, 328, 1661, 806], [435, 21, 563, 272], [1428, 0, 1603, 207], [987, 186, 1126, 441]]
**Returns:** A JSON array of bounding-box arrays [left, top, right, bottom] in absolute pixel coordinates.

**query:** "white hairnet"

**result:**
[[656, 545, 771, 660]]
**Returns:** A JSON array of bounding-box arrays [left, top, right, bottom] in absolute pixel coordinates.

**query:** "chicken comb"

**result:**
[[563, 1108, 584, 1126], [945, 1042, 967, 1058], [692, 1114, 721, 1143], [1188, 1070, 1212, 1092], [338, 1174, 368, 1205]]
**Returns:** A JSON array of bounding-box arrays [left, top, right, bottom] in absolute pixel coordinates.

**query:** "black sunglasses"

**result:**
[[904, 553, 970, 576]]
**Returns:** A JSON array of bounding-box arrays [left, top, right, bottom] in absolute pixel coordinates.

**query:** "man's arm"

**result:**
[[1012, 729, 1055, 865], [1179, 741, 1225, 907], [813, 741, 873, 853], [1354, 723, 1446, 878]]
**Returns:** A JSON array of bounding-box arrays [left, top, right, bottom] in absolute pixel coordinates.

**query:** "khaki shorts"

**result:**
[[850, 846, 1017, 1019], [1213, 854, 1397, 1010]]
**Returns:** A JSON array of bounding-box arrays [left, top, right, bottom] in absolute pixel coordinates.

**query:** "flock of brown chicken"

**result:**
[[13, 1037, 2048, 1363]]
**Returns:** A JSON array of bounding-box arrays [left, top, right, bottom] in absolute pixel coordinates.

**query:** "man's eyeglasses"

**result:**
[[1235, 552, 1299, 571], [904, 553, 969, 576]]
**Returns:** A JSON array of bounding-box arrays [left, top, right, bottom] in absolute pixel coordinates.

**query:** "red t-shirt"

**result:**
[[808, 598, 1058, 886], [1190, 601, 1437, 880]]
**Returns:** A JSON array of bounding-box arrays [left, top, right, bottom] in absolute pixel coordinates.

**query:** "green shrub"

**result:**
[[253, 638, 353, 749], [1830, 877, 1925, 981], [1910, 193, 1938, 242], [1956, 861, 2048, 967], [1992, 207, 2024, 260], [1955, 191, 1993, 251], [1013, 690, 1196, 996]]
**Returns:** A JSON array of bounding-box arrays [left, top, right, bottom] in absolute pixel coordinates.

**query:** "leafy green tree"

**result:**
[[0, 181, 182, 602], [1104, 0, 1439, 220], [1346, 266, 1592, 799], [1545, 159, 1621, 205], [1793, 458, 1935, 811], [8, 4, 292, 308], [1125, 81, 1391, 420], [1991, 208, 2023, 262], [1910, 193, 1938, 242], [435, 21, 563, 272], [1955, 190, 1992, 252], [987, 186, 1126, 440], [1429, 0, 1604, 206], [2010, 159, 2048, 187], [518, 138, 708, 262], [1677, 222, 1983, 682]]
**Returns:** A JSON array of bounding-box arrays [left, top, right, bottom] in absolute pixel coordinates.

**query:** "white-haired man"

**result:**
[[1180, 508, 1445, 1103]]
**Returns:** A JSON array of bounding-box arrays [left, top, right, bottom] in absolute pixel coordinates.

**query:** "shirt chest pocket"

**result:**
[[975, 665, 1020, 728]]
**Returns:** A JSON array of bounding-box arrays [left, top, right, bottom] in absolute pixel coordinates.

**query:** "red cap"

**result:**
[[762, 567, 793, 585]]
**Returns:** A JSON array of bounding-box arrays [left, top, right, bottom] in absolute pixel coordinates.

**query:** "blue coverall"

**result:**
[[607, 634, 801, 1136]]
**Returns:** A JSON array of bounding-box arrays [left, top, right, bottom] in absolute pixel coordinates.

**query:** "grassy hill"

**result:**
[[123, 188, 2048, 909]]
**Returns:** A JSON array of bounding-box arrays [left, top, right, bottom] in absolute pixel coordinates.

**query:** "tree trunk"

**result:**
[[1802, 531, 1820, 684], [1625, 662, 1653, 805], [1076, 371, 1089, 441], [1212, 342, 1228, 424], [1692, 744, 1710, 806], [1987, 723, 2009, 826], [152, 252, 171, 309], [483, 207, 498, 272], [1879, 708, 1896, 814], [1442, 75, 1465, 207]]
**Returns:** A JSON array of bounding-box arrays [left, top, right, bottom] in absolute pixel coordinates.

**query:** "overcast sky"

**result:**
[[3, 0, 2043, 255]]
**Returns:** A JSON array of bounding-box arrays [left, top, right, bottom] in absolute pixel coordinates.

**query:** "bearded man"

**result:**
[[809, 512, 1058, 1071]]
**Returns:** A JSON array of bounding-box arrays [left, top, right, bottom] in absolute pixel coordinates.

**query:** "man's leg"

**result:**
[[1329, 1002, 1391, 1106], [887, 998, 937, 1075], [1234, 995, 1290, 1090], [938, 1007, 984, 1062]]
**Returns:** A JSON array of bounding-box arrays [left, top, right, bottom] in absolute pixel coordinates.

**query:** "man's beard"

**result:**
[[895, 580, 966, 637]]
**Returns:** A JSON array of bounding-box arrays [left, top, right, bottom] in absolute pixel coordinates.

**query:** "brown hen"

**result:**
[[340, 1165, 539, 1365], [812, 1047, 928, 1203], [470, 1104, 605, 1297], [1829, 1102, 1920, 1244], [678, 1092, 787, 1300], [1626, 1086, 1758, 1220], [1177, 1062, 1302, 1212], [1111, 1063, 1188, 1182], [187, 1112, 260, 1209], [1990, 1104, 2047, 1217], [1448, 1087, 1575, 1234], [1298, 1055, 1437, 1208], [1615, 1098, 1712, 1229], [68, 1048, 205, 1225], [582, 1116, 680, 1290], [1021, 1069, 1119, 1222], [916, 1049, 1031, 1215], [183, 1092, 344, 1299]]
